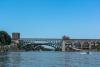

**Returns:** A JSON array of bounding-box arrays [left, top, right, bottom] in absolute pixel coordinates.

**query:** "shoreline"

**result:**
[[1, 49, 99, 52]]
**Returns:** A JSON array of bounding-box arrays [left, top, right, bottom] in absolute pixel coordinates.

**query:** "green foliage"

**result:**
[[0, 31, 11, 46], [17, 43, 23, 50], [95, 45, 100, 51], [23, 44, 32, 51]]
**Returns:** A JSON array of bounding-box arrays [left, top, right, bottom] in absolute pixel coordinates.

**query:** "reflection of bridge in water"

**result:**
[[18, 38, 100, 51]]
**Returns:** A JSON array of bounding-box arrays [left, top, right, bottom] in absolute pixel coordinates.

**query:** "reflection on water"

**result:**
[[0, 53, 8, 67], [8, 52, 21, 67], [0, 52, 100, 67]]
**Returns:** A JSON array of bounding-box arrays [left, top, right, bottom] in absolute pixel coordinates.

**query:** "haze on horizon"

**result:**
[[0, 0, 100, 39]]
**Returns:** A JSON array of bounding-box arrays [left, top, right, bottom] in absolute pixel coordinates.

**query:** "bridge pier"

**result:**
[[80, 41, 84, 49], [88, 42, 92, 50], [61, 40, 66, 51]]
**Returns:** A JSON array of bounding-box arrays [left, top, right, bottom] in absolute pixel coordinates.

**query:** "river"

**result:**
[[0, 51, 100, 67]]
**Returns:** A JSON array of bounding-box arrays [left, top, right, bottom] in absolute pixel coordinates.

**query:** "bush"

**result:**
[[95, 45, 100, 51]]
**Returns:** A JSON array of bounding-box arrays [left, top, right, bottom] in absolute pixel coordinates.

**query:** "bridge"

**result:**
[[19, 38, 62, 51], [16, 38, 100, 51], [62, 39, 100, 51]]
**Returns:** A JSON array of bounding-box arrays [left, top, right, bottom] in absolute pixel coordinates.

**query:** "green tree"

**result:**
[[0, 31, 11, 51], [95, 42, 100, 51], [95, 45, 100, 51]]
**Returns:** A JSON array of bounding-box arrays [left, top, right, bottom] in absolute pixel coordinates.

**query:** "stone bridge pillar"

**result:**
[[61, 40, 66, 51], [80, 41, 84, 49], [88, 42, 92, 50]]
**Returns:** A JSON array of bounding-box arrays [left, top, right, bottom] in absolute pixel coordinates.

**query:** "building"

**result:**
[[12, 32, 20, 40]]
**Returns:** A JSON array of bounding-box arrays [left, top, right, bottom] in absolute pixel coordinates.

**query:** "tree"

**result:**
[[0, 31, 11, 51], [95, 45, 100, 51]]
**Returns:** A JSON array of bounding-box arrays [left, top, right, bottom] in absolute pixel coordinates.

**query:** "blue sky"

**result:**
[[0, 0, 100, 38]]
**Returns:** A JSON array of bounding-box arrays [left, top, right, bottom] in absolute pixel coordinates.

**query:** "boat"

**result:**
[[80, 51, 91, 55], [86, 51, 91, 54]]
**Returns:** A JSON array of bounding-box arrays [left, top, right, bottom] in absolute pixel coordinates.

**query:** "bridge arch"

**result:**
[[74, 41, 81, 49], [82, 41, 89, 49]]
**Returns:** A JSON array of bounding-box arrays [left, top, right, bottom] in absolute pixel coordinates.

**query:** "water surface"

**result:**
[[0, 51, 100, 67]]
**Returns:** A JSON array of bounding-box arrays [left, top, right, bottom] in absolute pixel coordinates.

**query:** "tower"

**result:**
[[12, 32, 20, 40]]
